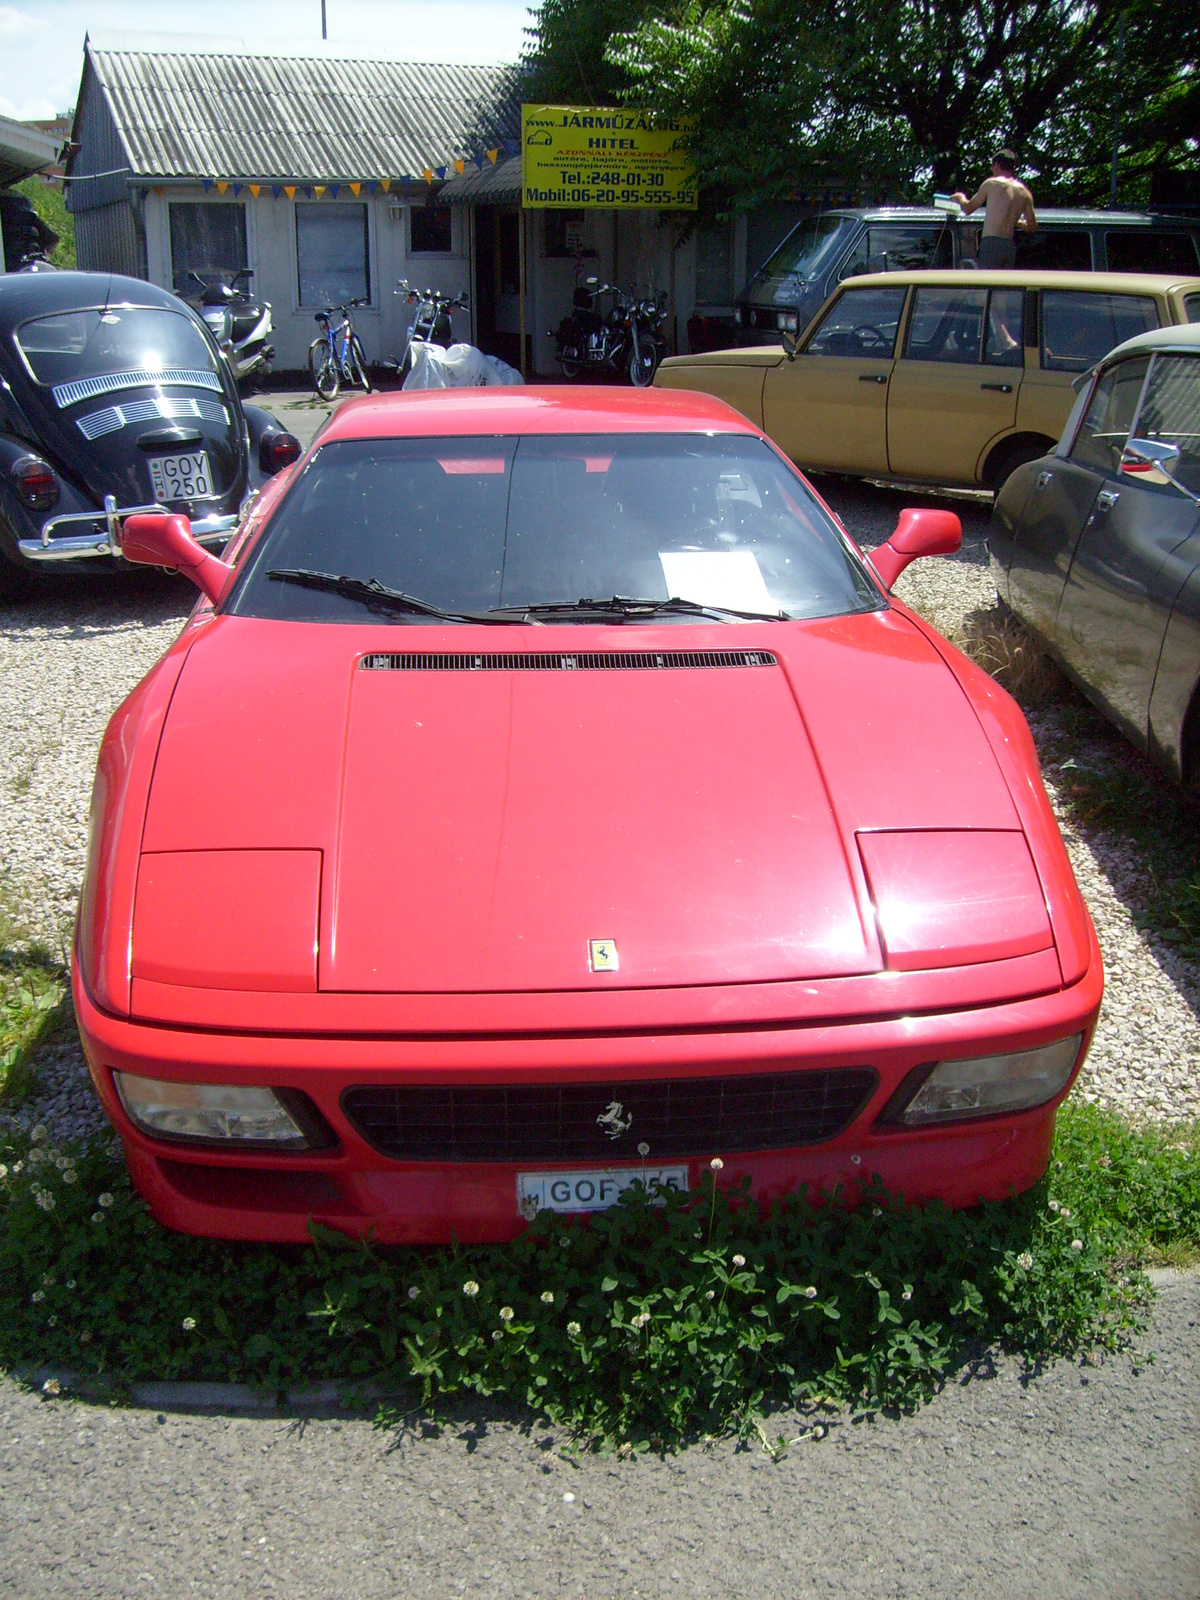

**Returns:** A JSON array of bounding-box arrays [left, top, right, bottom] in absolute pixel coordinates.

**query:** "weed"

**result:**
[[0, 893, 69, 1103], [0, 1102, 1193, 1448], [953, 604, 1064, 707]]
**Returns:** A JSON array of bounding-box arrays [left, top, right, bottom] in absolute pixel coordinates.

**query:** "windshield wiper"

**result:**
[[489, 595, 789, 623], [266, 568, 523, 624]]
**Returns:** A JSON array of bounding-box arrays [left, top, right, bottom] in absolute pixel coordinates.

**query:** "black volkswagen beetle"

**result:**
[[989, 322, 1200, 791], [0, 271, 299, 598]]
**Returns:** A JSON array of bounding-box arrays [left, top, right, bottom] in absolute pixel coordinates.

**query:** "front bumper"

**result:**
[[75, 938, 1104, 1245]]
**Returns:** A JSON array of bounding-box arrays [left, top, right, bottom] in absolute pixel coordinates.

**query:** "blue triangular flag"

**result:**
[[272, 185, 282, 199], [232, 184, 243, 197], [367, 180, 377, 194], [329, 184, 340, 199], [202, 179, 212, 192], [435, 166, 446, 181]]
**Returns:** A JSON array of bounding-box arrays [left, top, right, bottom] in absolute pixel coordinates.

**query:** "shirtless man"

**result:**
[[951, 150, 1036, 269]]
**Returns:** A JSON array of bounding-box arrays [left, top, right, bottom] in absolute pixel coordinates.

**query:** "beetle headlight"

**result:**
[[114, 1071, 324, 1148], [885, 1036, 1082, 1127]]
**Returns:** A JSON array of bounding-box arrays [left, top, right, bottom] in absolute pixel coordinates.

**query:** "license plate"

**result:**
[[517, 1166, 688, 1216], [147, 450, 213, 504]]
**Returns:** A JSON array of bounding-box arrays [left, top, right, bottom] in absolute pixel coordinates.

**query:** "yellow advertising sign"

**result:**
[[521, 105, 697, 210]]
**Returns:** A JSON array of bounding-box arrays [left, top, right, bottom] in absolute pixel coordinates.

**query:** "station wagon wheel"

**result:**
[[309, 338, 340, 401]]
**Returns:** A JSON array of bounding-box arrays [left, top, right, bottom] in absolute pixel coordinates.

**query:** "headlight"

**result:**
[[114, 1071, 323, 1148], [733, 307, 743, 325], [885, 1036, 1082, 1127], [776, 311, 799, 331]]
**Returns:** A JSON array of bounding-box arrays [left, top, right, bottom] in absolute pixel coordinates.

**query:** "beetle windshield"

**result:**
[[759, 216, 856, 282], [15, 307, 218, 390], [228, 433, 881, 624]]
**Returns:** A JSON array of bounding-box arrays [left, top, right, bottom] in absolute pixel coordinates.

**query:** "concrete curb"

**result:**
[[15, 1370, 393, 1412]]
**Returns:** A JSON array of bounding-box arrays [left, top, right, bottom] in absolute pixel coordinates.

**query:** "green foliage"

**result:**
[[3, 1102, 1194, 1447], [0, 893, 69, 1104], [522, 0, 649, 106], [12, 178, 75, 270]]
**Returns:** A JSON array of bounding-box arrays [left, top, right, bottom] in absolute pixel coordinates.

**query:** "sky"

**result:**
[[0, 0, 535, 121]]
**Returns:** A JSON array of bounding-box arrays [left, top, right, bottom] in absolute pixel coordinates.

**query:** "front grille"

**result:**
[[359, 649, 777, 674], [341, 1069, 878, 1163]]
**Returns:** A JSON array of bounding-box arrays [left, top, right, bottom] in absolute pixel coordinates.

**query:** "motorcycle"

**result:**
[[0, 270, 300, 599], [185, 268, 274, 389], [387, 281, 469, 379], [551, 279, 667, 386]]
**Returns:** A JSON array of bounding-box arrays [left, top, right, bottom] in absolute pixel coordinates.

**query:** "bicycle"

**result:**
[[308, 298, 371, 401]]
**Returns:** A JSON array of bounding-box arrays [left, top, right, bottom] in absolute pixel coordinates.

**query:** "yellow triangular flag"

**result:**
[[349, 181, 361, 196], [454, 159, 464, 175], [380, 177, 390, 193], [423, 168, 433, 183], [283, 185, 296, 200], [216, 180, 228, 194], [487, 148, 498, 164], [248, 183, 260, 198], [313, 184, 326, 198]]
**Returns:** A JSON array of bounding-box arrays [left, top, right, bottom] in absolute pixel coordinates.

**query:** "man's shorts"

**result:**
[[978, 236, 1017, 269]]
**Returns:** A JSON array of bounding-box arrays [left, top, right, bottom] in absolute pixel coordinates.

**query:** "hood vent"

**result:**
[[359, 649, 778, 673]]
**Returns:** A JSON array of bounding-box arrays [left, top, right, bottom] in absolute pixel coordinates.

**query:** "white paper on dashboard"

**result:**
[[658, 550, 774, 612]]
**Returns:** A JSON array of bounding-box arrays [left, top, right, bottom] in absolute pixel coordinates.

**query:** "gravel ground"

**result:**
[[0, 476, 1197, 1146], [1, 1270, 1197, 1599]]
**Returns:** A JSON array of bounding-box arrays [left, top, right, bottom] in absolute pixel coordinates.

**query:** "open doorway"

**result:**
[[473, 205, 522, 370]]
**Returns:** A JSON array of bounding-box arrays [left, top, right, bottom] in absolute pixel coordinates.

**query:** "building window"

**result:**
[[169, 202, 246, 292], [410, 205, 452, 254], [544, 211, 586, 258], [296, 203, 370, 307]]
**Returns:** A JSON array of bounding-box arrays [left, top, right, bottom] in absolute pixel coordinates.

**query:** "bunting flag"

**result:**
[[216, 180, 228, 194], [248, 184, 260, 198], [313, 185, 325, 198], [272, 185, 283, 199], [231, 184, 243, 197], [329, 184, 340, 199], [474, 155, 485, 171], [380, 177, 390, 192], [435, 166, 447, 181], [349, 181, 361, 196], [284, 185, 296, 200], [202, 178, 213, 191], [366, 180, 376, 194], [422, 168, 433, 183], [454, 159, 465, 175], [486, 148, 499, 165]]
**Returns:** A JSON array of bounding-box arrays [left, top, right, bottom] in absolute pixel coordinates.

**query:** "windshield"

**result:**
[[758, 216, 857, 283], [15, 307, 219, 396], [228, 433, 881, 624]]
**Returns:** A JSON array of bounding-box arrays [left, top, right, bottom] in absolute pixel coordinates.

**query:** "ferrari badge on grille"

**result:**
[[596, 1100, 632, 1138], [589, 938, 619, 972]]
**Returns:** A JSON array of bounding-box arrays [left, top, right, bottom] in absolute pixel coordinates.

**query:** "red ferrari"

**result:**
[[75, 387, 1102, 1243]]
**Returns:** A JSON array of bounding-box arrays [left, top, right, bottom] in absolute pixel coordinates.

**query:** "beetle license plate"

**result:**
[[147, 450, 213, 503], [517, 1166, 688, 1216]]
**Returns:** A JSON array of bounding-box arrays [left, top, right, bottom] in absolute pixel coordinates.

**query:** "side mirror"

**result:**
[[120, 514, 233, 604], [781, 331, 799, 361], [1121, 437, 1200, 503], [867, 507, 962, 590], [259, 429, 302, 475]]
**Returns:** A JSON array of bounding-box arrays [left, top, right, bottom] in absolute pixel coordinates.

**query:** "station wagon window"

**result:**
[[1041, 290, 1159, 373], [839, 225, 951, 279], [903, 286, 1023, 367], [1106, 230, 1199, 274], [168, 202, 247, 294], [296, 203, 370, 308], [1013, 230, 1091, 271], [804, 286, 906, 358], [1134, 355, 1200, 493], [1069, 356, 1150, 475]]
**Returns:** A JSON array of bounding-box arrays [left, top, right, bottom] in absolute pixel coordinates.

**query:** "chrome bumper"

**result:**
[[18, 496, 239, 563]]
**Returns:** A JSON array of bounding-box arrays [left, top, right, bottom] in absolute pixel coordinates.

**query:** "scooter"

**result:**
[[387, 280, 470, 378], [186, 269, 275, 389]]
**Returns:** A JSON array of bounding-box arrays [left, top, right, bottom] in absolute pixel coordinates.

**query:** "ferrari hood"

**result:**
[[138, 610, 1026, 997]]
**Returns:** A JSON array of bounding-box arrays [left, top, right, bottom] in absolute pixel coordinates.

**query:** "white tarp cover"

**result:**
[[402, 341, 524, 390]]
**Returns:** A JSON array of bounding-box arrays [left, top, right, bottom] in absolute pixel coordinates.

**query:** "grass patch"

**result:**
[[0, 896, 69, 1105], [953, 604, 1064, 707], [1, 1103, 1195, 1447]]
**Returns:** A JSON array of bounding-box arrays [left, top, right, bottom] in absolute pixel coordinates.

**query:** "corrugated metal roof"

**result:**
[[84, 42, 522, 183], [437, 154, 522, 206]]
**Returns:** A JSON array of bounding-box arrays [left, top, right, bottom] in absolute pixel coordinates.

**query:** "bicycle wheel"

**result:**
[[350, 334, 371, 392], [309, 338, 339, 401]]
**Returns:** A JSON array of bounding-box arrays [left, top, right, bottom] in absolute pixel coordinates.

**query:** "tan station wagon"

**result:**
[[656, 270, 1200, 489]]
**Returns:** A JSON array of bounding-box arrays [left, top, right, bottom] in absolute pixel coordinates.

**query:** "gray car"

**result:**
[[988, 322, 1200, 789]]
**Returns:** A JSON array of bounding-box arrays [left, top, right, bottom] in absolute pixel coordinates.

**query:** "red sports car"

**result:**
[[75, 387, 1102, 1243]]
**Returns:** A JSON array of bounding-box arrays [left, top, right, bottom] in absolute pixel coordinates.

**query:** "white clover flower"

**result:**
[[849, 1154, 862, 1166], [42, 1377, 60, 1396], [30, 1181, 41, 1195], [91, 1211, 104, 1224], [541, 1291, 555, 1304], [47, 1315, 57, 1327], [804, 1285, 818, 1299], [462, 1280, 480, 1298], [62, 1169, 78, 1185], [559, 1235, 571, 1248], [36, 1191, 56, 1212], [631, 1311, 651, 1330], [731, 1254, 745, 1268], [1048, 1199, 1060, 1212], [705, 1289, 715, 1300], [499, 1305, 514, 1322], [42, 1273, 54, 1286], [182, 1317, 196, 1331], [11, 1160, 22, 1174], [28, 1149, 46, 1169], [566, 1321, 581, 1337], [30, 1125, 47, 1144], [871, 1206, 882, 1218], [1017, 1251, 1034, 1271], [901, 1288, 913, 1301], [66, 1280, 75, 1291], [1060, 1207, 1071, 1219], [0, 1164, 8, 1181], [31, 1289, 45, 1303], [709, 1157, 724, 1171], [55, 1155, 69, 1170], [407, 1286, 420, 1300], [1070, 1239, 1084, 1252], [98, 1192, 115, 1208], [637, 1142, 650, 1157], [492, 1329, 504, 1342]]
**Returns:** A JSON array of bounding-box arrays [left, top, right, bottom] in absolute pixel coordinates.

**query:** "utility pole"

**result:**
[[321, 0, 327, 40]]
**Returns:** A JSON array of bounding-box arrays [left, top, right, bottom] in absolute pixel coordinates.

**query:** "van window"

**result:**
[[1014, 231, 1092, 271], [840, 225, 951, 279], [1185, 294, 1200, 324], [1106, 231, 1200, 274], [1069, 356, 1150, 474], [1134, 355, 1200, 494], [805, 286, 907, 358], [1042, 291, 1159, 373]]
